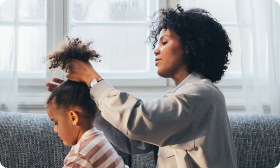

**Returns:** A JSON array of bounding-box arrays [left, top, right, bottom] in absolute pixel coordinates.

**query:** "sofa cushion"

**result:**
[[0, 112, 131, 168]]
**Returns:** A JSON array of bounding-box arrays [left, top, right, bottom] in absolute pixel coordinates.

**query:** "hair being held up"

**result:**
[[148, 6, 232, 83], [46, 36, 101, 72], [45, 36, 100, 120]]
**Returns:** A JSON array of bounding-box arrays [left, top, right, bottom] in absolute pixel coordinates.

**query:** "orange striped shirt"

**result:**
[[63, 127, 128, 168]]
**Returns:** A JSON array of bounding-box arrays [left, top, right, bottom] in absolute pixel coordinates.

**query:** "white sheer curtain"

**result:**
[[236, 0, 280, 114], [0, 0, 18, 112]]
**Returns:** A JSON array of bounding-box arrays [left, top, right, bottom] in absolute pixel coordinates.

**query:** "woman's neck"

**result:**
[[172, 70, 190, 86]]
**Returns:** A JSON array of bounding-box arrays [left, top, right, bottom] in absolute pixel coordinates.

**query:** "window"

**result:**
[[0, 0, 166, 112], [67, 0, 165, 86], [1, 0, 164, 87], [0, 0, 65, 87], [0, 0, 47, 78]]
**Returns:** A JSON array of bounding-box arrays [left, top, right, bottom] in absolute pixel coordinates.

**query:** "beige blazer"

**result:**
[[92, 72, 237, 168]]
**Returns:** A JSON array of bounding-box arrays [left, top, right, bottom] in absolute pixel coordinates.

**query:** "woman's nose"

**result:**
[[154, 47, 160, 56]]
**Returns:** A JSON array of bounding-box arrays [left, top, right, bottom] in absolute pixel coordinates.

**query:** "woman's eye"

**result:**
[[162, 41, 167, 45], [55, 123, 58, 125]]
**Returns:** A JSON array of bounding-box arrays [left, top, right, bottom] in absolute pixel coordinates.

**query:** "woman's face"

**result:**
[[154, 29, 186, 78]]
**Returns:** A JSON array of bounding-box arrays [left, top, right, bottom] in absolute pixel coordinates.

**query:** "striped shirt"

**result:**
[[63, 127, 128, 168]]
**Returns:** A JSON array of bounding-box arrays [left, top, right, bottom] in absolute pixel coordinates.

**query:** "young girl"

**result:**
[[46, 37, 128, 168]]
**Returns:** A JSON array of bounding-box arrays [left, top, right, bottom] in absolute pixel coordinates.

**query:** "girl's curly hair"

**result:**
[[45, 36, 100, 121], [148, 7, 232, 83], [46, 36, 101, 72]]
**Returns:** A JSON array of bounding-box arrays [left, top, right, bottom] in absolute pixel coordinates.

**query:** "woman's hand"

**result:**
[[66, 59, 101, 87], [45, 78, 64, 92]]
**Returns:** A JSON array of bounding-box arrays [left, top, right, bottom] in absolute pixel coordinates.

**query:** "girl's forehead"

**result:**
[[47, 103, 63, 117], [47, 102, 57, 111], [47, 104, 55, 115]]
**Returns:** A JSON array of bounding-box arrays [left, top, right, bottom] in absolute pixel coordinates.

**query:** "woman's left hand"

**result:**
[[66, 59, 101, 87]]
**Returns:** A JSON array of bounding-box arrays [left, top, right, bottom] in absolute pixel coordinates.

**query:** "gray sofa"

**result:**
[[0, 111, 279, 168]]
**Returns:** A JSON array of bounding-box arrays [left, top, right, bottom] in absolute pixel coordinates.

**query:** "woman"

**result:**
[[47, 7, 237, 168]]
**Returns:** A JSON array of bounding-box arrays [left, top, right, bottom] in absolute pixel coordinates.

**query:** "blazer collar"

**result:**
[[169, 71, 206, 94]]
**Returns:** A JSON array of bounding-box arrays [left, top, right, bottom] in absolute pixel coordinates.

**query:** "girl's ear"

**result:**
[[69, 111, 79, 126]]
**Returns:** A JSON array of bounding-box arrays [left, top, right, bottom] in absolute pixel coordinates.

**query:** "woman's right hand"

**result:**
[[45, 78, 64, 92]]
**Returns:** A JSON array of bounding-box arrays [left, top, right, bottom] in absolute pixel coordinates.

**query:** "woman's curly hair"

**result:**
[[46, 36, 101, 72], [148, 7, 232, 83]]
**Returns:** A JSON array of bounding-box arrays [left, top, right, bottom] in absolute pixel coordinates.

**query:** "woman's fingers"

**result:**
[[52, 78, 64, 84], [45, 82, 58, 87], [47, 86, 55, 92], [45, 82, 58, 92], [45, 78, 64, 92]]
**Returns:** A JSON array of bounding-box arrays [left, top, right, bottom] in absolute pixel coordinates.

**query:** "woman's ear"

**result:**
[[69, 111, 79, 126]]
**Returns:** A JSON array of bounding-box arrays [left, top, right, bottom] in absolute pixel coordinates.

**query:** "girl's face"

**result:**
[[154, 29, 186, 78], [47, 104, 79, 146]]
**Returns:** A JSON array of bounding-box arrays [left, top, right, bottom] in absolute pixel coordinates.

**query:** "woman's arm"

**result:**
[[91, 80, 194, 149], [94, 114, 153, 155]]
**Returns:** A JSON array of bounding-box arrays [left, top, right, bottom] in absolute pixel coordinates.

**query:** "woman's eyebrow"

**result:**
[[159, 35, 168, 41], [51, 118, 55, 121]]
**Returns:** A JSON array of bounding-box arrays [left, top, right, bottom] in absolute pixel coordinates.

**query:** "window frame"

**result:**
[[18, 0, 64, 87]]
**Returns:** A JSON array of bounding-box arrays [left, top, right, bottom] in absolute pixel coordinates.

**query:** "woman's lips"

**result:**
[[155, 59, 161, 66], [155, 61, 159, 66]]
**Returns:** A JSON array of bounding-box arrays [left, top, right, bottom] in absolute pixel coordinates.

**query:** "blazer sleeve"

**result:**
[[90, 80, 195, 149], [94, 114, 153, 155]]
